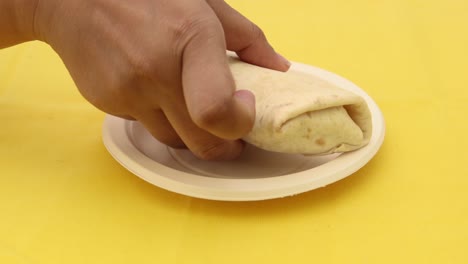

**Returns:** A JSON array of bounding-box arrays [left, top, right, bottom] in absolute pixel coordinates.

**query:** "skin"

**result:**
[[0, 0, 290, 160]]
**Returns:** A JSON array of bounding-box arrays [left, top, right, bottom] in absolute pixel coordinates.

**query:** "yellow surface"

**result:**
[[1, 0, 467, 263]]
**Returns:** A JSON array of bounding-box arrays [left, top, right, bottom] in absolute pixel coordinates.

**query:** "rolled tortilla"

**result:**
[[229, 56, 372, 155]]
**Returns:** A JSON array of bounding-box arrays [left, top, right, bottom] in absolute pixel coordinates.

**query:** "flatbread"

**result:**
[[229, 56, 372, 155]]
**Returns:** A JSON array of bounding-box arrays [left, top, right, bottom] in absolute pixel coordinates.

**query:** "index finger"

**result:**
[[207, 0, 291, 71]]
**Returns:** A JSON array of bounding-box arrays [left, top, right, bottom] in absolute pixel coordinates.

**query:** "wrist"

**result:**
[[4, 0, 40, 43], [0, 0, 32, 46], [6, 0, 61, 44], [30, 0, 64, 43]]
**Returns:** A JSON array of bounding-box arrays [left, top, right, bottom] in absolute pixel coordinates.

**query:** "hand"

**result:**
[[34, 0, 290, 160]]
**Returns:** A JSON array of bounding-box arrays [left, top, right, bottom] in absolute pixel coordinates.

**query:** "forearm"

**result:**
[[0, 0, 39, 48]]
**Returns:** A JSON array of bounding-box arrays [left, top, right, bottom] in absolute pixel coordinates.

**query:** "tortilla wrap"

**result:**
[[228, 56, 372, 155]]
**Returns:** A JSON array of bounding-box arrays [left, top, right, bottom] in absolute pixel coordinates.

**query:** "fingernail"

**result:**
[[234, 90, 255, 110], [277, 53, 291, 70], [223, 140, 245, 160], [207, 140, 244, 161]]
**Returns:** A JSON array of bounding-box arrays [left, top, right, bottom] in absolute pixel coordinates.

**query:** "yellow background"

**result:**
[[1, 0, 467, 263]]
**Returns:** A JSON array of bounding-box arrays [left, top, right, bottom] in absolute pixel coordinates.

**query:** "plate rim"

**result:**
[[102, 62, 386, 201]]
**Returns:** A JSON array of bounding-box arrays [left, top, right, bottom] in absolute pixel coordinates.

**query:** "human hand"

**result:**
[[34, 0, 290, 160]]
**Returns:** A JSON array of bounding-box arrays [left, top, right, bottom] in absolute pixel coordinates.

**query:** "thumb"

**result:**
[[181, 16, 255, 140]]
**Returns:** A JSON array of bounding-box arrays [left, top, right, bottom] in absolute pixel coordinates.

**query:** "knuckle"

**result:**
[[249, 22, 266, 42], [114, 38, 160, 80], [171, 16, 220, 51], [125, 49, 159, 80], [97, 81, 140, 113], [174, 16, 217, 38]]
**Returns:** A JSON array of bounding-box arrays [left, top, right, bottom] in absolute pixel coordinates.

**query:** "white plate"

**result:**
[[102, 61, 385, 201]]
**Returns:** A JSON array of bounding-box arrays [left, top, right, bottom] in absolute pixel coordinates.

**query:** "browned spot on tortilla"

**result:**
[[303, 134, 311, 139], [315, 138, 325, 146], [306, 112, 312, 118], [307, 128, 312, 133]]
